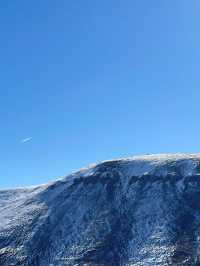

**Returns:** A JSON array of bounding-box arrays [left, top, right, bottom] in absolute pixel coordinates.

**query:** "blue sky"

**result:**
[[1, 1, 200, 187]]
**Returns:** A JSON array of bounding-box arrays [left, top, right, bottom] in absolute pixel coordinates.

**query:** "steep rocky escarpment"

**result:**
[[1, 154, 200, 265]]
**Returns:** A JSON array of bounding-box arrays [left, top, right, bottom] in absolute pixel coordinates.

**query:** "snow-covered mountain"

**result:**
[[1, 153, 200, 265]]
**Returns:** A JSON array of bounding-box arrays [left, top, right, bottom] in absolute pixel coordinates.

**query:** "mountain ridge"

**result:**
[[1, 153, 200, 265]]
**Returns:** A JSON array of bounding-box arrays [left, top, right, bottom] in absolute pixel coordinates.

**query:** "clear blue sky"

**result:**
[[1, 1, 200, 188]]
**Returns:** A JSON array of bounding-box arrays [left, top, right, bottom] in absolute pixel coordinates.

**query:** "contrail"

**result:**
[[21, 137, 32, 143]]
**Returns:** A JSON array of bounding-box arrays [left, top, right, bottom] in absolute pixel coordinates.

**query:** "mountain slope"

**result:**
[[1, 154, 200, 265]]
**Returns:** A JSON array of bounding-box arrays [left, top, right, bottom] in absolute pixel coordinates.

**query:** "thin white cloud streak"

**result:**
[[20, 137, 32, 143]]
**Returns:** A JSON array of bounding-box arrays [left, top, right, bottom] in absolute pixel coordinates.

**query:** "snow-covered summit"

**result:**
[[79, 153, 200, 181]]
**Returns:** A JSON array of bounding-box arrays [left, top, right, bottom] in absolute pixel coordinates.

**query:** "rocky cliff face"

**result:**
[[1, 154, 200, 265]]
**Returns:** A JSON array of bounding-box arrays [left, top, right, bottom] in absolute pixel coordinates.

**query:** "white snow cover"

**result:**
[[79, 153, 200, 179]]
